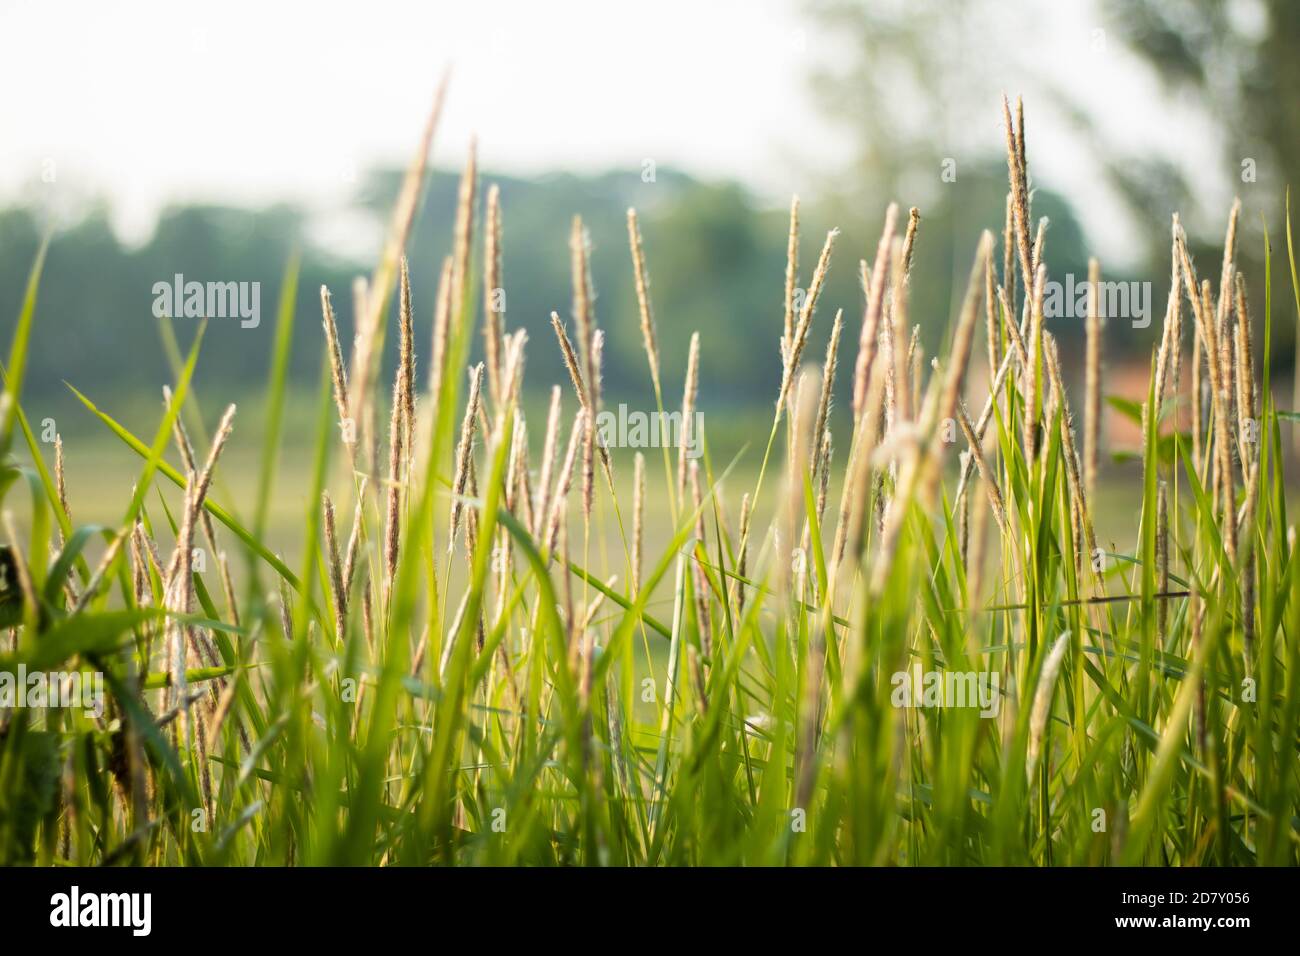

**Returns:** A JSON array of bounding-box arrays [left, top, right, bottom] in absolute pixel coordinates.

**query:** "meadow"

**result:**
[[0, 88, 1297, 866]]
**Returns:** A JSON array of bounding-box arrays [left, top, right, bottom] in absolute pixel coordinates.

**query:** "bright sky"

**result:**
[[0, 0, 1239, 263]]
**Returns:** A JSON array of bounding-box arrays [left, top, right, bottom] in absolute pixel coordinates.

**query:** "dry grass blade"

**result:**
[[779, 228, 838, 411], [449, 364, 486, 551], [627, 207, 662, 397], [852, 204, 899, 419]]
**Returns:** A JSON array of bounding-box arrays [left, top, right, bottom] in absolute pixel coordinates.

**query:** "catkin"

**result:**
[[398, 254, 417, 466], [1234, 273, 1257, 472], [534, 386, 563, 537], [551, 312, 591, 409], [1084, 257, 1102, 503], [449, 364, 485, 551], [811, 309, 844, 481], [54, 434, 70, 532], [852, 204, 899, 420], [584, 331, 604, 519], [323, 493, 346, 643], [383, 363, 405, 602], [678, 332, 701, 499], [484, 184, 506, 410], [1002, 95, 1034, 301], [779, 228, 838, 411], [633, 452, 645, 596], [627, 207, 662, 397], [889, 244, 912, 427]]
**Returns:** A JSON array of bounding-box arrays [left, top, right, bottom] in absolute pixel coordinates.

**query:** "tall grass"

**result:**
[[1, 94, 1298, 866]]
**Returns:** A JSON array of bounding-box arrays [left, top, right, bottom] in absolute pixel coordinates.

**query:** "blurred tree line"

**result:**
[[0, 167, 800, 412], [0, 155, 1090, 430]]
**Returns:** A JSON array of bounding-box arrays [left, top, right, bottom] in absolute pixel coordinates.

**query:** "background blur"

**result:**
[[1, 0, 1296, 532]]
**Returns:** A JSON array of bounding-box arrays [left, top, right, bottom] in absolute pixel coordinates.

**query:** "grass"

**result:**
[[0, 92, 1298, 866]]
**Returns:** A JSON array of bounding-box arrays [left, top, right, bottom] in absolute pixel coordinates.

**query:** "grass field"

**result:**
[[1, 91, 1298, 866]]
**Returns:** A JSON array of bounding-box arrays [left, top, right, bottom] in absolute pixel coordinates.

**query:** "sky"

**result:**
[[0, 0, 1244, 264]]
